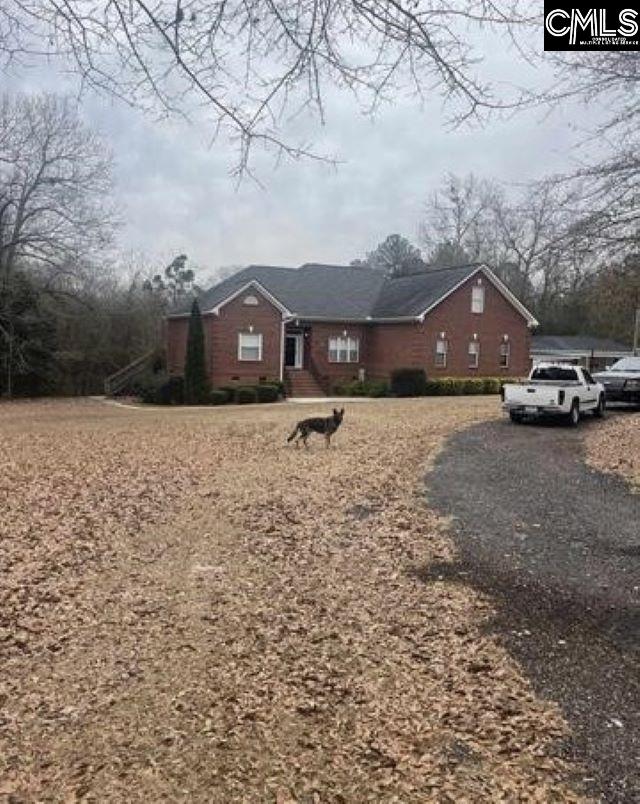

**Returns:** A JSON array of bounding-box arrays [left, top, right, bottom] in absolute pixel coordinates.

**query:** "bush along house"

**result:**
[[166, 263, 538, 397]]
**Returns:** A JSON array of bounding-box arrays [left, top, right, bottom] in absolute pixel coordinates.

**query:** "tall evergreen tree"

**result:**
[[352, 234, 426, 277], [184, 299, 210, 404]]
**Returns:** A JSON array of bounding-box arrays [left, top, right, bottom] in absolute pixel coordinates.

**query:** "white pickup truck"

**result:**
[[501, 363, 605, 426]]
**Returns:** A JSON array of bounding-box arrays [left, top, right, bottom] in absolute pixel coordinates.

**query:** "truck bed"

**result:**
[[508, 380, 581, 388]]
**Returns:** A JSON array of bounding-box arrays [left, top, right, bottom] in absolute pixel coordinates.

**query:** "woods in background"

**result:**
[[355, 172, 640, 346], [1, 259, 171, 397], [1, 84, 639, 396], [0, 93, 200, 396], [0, 94, 112, 396]]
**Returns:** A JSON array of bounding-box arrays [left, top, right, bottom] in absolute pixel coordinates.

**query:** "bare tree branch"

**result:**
[[0, 93, 117, 288], [533, 52, 640, 252], [0, 1, 532, 173]]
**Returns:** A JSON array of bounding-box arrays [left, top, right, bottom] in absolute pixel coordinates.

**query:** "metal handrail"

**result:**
[[104, 350, 155, 396]]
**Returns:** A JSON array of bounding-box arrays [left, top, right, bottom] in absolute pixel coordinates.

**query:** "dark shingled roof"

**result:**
[[170, 263, 388, 319], [373, 264, 479, 318], [532, 335, 632, 354], [169, 262, 516, 321]]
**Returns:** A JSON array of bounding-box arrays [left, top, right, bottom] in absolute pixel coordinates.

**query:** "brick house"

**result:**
[[166, 263, 538, 396]]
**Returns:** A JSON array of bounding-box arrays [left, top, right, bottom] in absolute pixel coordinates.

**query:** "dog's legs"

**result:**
[[294, 425, 308, 449]]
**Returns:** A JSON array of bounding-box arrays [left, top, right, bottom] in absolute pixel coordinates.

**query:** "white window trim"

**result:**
[[500, 341, 510, 368], [328, 335, 360, 363], [435, 339, 448, 368], [468, 340, 480, 369], [471, 285, 485, 314], [238, 332, 263, 362]]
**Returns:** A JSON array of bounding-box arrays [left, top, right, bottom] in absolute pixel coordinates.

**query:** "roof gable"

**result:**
[[210, 279, 293, 315], [168, 262, 537, 324], [169, 265, 297, 316], [372, 264, 478, 319], [464, 266, 538, 326]]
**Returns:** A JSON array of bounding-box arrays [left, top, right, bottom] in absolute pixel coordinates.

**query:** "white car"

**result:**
[[501, 363, 605, 426]]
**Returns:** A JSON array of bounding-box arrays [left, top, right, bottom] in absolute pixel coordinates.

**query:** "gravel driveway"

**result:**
[[426, 414, 640, 803]]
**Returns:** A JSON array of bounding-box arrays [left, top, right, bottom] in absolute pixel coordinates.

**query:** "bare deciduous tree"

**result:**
[[420, 172, 496, 265], [0, 92, 116, 394], [538, 52, 640, 250], [0, 1, 533, 172], [0, 93, 116, 285], [421, 172, 600, 310]]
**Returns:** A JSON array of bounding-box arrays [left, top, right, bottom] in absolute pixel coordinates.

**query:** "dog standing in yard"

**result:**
[[287, 408, 345, 448]]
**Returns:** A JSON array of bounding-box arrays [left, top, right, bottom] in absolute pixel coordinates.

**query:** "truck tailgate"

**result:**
[[504, 384, 559, 407]]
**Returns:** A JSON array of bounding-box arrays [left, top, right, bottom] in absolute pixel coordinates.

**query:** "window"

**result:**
[[609, 357, 640, 372], [468, 340, 480, 368], [531, 366, 578, 382], [583, 369, 595, 384], [328, 336, 359, 363], [471, 284, 485, 313], [243, 294, 259, 306], [238, 332, 262, 361], [499, 341, 510, 368], [435, 339, 448, 368]]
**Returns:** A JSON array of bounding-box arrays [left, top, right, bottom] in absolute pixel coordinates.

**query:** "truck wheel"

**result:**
[[594, 394, 606, 418], [509, 411, 524, 424], [568, 401, 580, 427]]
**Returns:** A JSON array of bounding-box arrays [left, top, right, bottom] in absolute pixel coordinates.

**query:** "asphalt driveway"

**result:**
[[425, 414, 640, 803]]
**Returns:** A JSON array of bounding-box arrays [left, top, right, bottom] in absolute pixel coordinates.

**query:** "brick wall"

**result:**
[[167, 271, 532, 390], [167, 289, 283, 386], [208, 292, 282, 385], [305, 322, 369, 388], [367, 273, 531, 380], [366, 322, 422, 379]]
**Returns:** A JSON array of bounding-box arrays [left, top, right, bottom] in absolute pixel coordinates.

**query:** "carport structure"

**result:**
[[531, 334, 632, 372]]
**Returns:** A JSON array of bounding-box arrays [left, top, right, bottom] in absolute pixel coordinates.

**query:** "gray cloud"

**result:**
[[2, 43, 606, 276]]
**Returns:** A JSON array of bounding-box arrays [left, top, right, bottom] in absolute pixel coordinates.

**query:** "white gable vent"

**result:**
[[243, 294, 259, 306]]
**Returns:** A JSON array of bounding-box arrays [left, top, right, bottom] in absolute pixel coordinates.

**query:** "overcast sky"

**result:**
[[4, 29, 603, 281]]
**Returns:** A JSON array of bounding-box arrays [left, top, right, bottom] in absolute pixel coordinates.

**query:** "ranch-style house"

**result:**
[[166, 262, 538, 396]]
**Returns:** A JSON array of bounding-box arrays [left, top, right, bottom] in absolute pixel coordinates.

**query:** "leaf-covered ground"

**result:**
[[584, 411, 640, 490], [1, 398, 582, 801]]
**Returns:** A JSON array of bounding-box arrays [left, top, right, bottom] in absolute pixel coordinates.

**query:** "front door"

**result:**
[[285, 334, 303, 369]]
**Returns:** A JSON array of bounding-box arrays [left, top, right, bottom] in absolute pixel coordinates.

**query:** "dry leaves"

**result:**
[[584, 412, 640, 490], [0, 397, 583, 802]]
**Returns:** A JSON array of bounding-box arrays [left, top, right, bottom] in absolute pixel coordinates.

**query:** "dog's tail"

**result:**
[[286, 424, 299, 443]]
